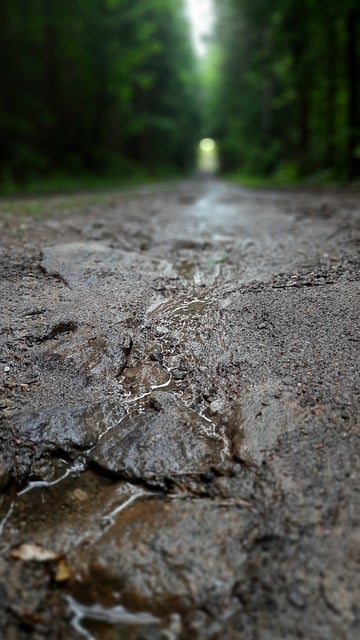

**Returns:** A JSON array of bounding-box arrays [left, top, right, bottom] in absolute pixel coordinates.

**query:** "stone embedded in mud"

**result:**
[[0, 457, 10, 491], [86, 497, 253, 612], [12, 402, 125, 458], [45, 325, 131, 378], [41, 242, 114, 283], [90, 392, 222, 481], [122, 362, 169, 393], [41, 242, 176, 285], [228, 383, 320, 465]]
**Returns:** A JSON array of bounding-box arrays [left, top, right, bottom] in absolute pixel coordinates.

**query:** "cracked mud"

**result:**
[[0, 179, 359, 639]]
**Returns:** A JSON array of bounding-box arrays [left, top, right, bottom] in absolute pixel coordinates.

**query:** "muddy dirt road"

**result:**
[[0, 179, 359, 639]]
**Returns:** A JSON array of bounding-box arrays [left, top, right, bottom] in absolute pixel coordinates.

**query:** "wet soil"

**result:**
[[0, 179, 359, 639]]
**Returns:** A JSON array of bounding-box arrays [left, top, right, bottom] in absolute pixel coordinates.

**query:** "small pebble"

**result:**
[[288, 590, 306, 609], [209, 400, 224, 414], [155, 325, 169, 336]]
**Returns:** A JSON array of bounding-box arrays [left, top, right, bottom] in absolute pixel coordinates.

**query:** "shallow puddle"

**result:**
[[0, 470, 154, 556], [171, 298, 209, 316], [66, 596, 161, 640], [18, 459, 86, 496], [146, 295, 210, 323]]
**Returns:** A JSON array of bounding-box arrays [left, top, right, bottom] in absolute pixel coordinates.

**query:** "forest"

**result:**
[[207, 0, 360, 181], [0, 0, 200, 190], [0, 0, 359, 191]]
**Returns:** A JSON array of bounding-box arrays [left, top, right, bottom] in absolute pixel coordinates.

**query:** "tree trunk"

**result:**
[[326, 18, 336, 169], [347, 8, 360, 178]]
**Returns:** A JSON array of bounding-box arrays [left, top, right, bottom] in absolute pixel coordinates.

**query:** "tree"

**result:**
[[206, 0, 360, 180], [0, 0, 200, 187]]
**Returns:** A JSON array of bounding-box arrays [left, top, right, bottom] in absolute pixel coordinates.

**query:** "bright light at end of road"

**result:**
[[199, 138, 216, 153], [184, 0, 215, 57], [198, 138, 219, 173]]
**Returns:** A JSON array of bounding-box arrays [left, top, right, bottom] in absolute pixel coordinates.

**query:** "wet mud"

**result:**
[[0, 179, 359, 638]]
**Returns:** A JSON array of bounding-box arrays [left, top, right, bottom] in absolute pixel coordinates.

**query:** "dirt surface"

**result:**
[[0, 178, 359, 639]]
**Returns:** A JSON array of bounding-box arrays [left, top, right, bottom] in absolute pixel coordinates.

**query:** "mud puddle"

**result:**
[[0, 467, 167, 637], [66, 596, 163, 640], [148, 296, 210, 319]]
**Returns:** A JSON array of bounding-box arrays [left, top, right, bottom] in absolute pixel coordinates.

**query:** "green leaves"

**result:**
[[207, 0, 360, 180], [0, 0, 200, 186]]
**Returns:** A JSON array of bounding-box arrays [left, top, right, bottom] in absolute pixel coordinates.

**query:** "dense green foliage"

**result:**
[[207, 0, 360, 180], [0, 0, 200, 189], [2, 0, 359, 189]]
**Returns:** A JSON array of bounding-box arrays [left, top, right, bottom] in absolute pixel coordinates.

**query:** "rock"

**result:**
[[90, 392, 223, 482], [41, 242, 116, 284], [171, 368, 187, 380], [46, 325, 131, 378], [228, 383, 319, 465], [41, 242, 175, 285], [122, 363, 169, 394], [0, 457, 10, 491], [288, 590, 306, 609], [209, 399, 225, 415], [85, 497, 254, 611], [12, 401, 125, 459]]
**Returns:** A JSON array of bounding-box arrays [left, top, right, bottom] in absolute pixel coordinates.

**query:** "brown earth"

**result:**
[[0, 179, 359, 639]]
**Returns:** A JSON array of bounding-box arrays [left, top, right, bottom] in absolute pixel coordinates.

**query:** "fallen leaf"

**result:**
[[11, 543, 59, 562], [55, 558, 71, 582]]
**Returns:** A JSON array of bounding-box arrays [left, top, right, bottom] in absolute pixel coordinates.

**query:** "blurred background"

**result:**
[[0, 0, 359, 193], [207, 0, 360, 184]]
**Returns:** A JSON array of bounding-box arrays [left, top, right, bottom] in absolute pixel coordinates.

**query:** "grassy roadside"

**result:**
[[0, 172, 184, 221], [0, 168, 183, 197], [227, 171, 360, 190]]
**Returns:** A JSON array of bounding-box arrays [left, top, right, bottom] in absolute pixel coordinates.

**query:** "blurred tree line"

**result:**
[[0, 0, 200, 188], [206, 0, 360, 181]]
